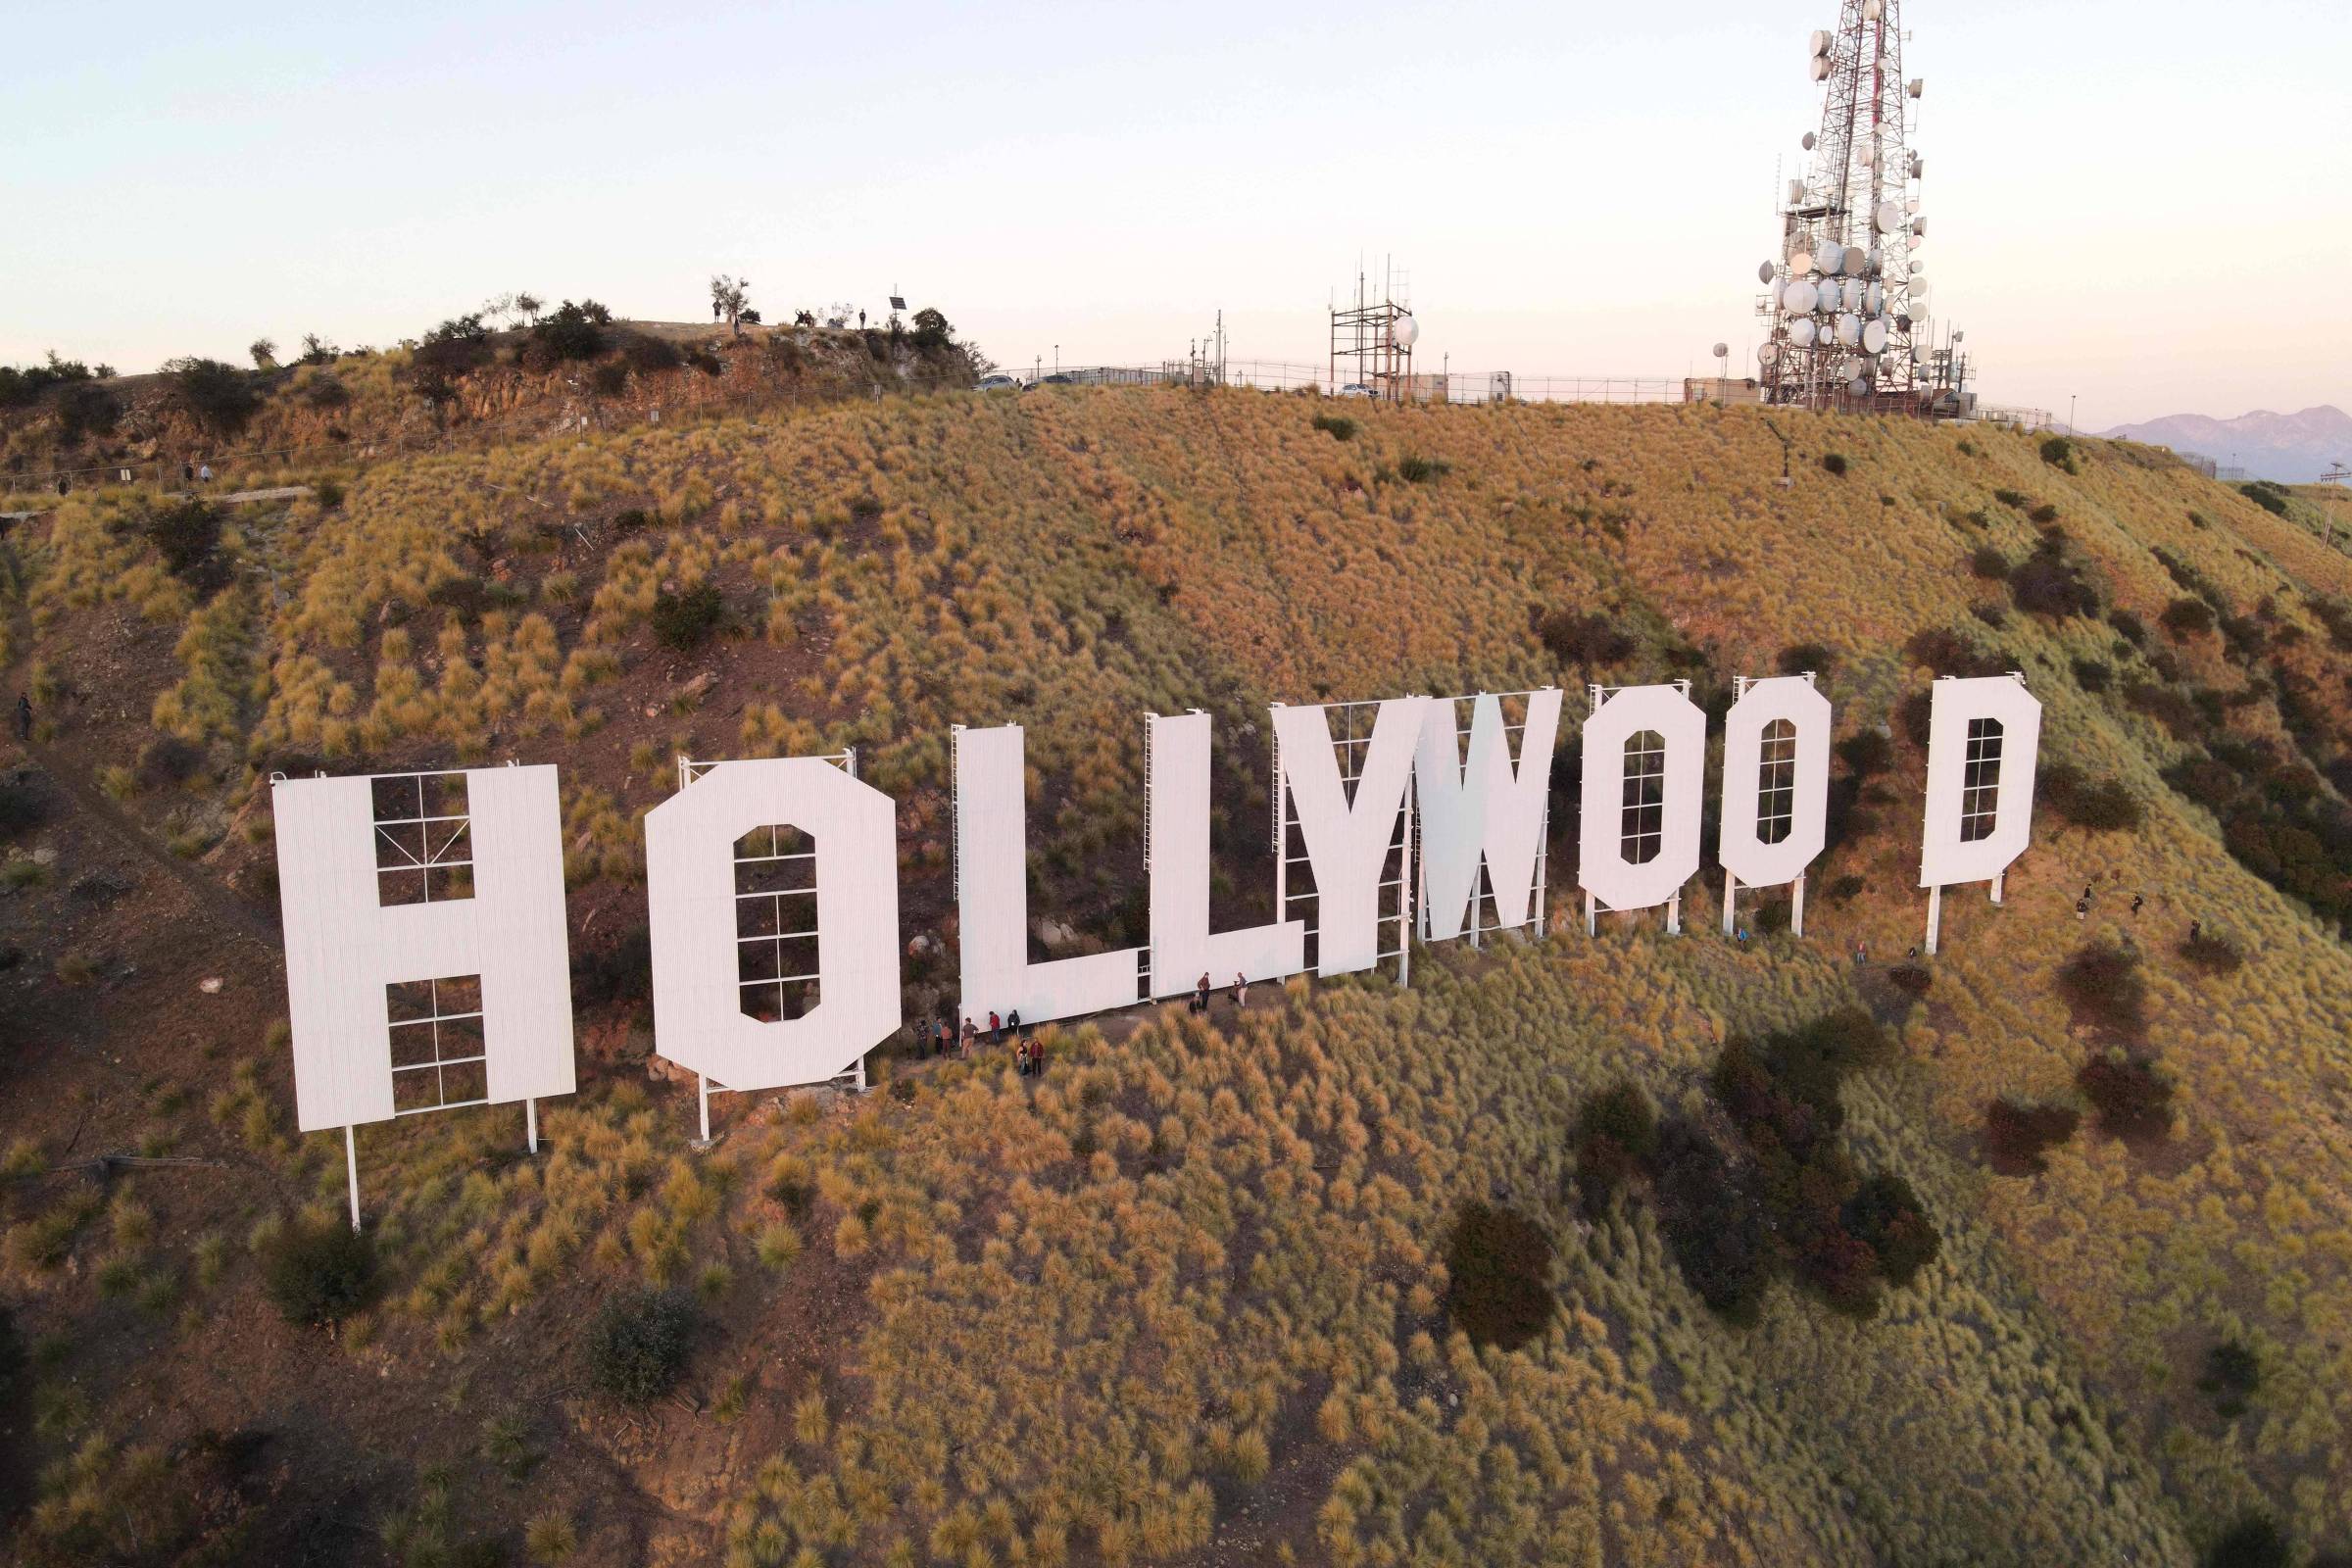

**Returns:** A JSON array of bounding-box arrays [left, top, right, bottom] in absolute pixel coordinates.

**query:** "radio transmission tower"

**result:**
[[1753, 1, 1963, 416]]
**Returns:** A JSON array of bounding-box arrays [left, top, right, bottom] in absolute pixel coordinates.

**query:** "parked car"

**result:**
[[1032, 373, 1077, 387], [1337, 382, 1376, 399], [974, 374, 1021, 393]]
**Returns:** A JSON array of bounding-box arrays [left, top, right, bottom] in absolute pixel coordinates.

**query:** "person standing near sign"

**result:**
[[14, 693, 30, 743]]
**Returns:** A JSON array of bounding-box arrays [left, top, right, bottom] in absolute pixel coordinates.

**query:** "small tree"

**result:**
[[710, 274, 753, 337], [910, 307, 954, 351], [249, 337, 278, 370], [299, 332, 338, 365]]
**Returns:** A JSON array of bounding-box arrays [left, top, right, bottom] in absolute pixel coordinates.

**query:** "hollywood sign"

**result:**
[[273, 676, 2039, 1219]]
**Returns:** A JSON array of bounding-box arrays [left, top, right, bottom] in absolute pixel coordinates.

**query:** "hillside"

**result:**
[[5, 387, 2352, 1566], [2101, 405, 2352, 485]]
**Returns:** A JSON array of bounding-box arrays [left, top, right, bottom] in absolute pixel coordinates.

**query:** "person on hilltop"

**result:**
[[2131, 892, 2144, 918], [960, 1017, 977, 1058], [2075, 898, 2088, 921], [1006, 1007, 1021, 1037], [1233, 972, 1249, 1009], [988, 1008, 1002, 1045], [15, 692, 30, 743]]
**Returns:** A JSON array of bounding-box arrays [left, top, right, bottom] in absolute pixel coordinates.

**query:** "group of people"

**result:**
[[927, 1007, 1046, 1075], [2073, 881, 2147, 921], [1189, 972, 1250, 1014]]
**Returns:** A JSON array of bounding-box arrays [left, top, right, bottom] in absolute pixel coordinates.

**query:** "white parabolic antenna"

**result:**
[[1789, 318, 1818, 348], [1862, 319, 1889, 354], [1848, 376, 1870, 396], [1863, 0, 1884, 19], [1875, 200, 1903, 234], [1787, 245, 1815, 275], [1866, 280, 1886, 315], [1713, 343, 1730, 360], [1809, 28, 1833, 56], [1836, 313, 1862, 347], [1390, 315, 1419, 348], [1760, 343, 1781, 366], [1818, 240, 1846, 274], [1783, 279, 1819, 314], [1758, 260, 1778, 285], [1788, 178, 1807, 205], [1811, 55, 1832, 80], [1802, 131, 1818, 151], [1841, 248, 1867, 278]]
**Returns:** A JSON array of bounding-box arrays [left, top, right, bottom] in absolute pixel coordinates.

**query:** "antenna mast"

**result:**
[[1753, 0, 1967, 417]]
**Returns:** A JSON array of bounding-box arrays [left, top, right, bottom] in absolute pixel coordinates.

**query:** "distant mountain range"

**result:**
[[2100, 405, 2351, 484]]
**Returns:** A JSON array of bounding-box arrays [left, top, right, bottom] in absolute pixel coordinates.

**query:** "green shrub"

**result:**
[[2078, 1051, 2174, 1143], [650, 583, 725, 651], [2179, 929, 2244, 974], [1395, 454, 1451, 483], [1777, 642, 1835, 676], [1444, 1202, 1553, 1350], [261, 1216, 377, 1325], [162, 357, 260, 434], [583, 1287, 697, 1403], [2203, 1514, 2289, 1568], [1968, 546, 2010, 579], [143, 500, 229, 595], [2057, 943, 2147, 1037], [2198, 1339, 2260, 1419], [1820, 452, 1848, 476], [590, 361, 629, 397], [1570, 1082, 1656, 1218], [1534, 609, 1633, 666], [2237, 482, 2288, 517], [531, 300, 612, 362], [2038, 435, 2076, 469], [1309, 412, 1356, 441], [2161, 597, 2216, 638], [1842, 1173, 1940, 1287], [2041, 762, 2143, 831], [1983, 1098, 2080, 1176], [2070, 658, 2112, 693]]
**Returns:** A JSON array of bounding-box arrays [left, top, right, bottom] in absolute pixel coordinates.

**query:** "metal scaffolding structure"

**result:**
[[1329, 263, 1417, 403]]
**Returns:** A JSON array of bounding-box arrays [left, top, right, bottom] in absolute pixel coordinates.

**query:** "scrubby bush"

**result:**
[[590, 361, 629, 397], [1395, 454, 1451, 483], [650, 583, 725, 651], [1843, 1173, 1940, 1287], [532, 299, 612, 362], [2039, 435, 2076, 470], [1820, 452, 1848, 476], [2070, 658, 2113, 693], [162, 357, 260, 435], [1983, 1098, 2081, 1176], [1309, 412, 1356, 441], [2179, 928, 2244, 973], [2078, 1051, 2175, 1143], [1443, 1202, 1553, 1350], [261, 1216, 377, 1325], [1534, 609, 1633, 667], [2161, 597, 2216, 639], [2203, 1514, 2289, 1568], [142, 500, 229, 596], [2008, 535, 2101, 618], [1969, 545, 2011, 579], [1570, 1081, 1656, 1218], [2056, 943, 2147, 1037], [1887, 963, 1933, 997], [2029, 503, 2060, 525], [910, 307, 955, 352], [136, 735, 206, 790], [583, 1287, 697, 1403], [2198, 1339, 2260, 1419], [55, 381, 122, 444], [1778, 642, 1835, 676], [2236, 481, 2289, 517], [2041, 761, 2143, 831]]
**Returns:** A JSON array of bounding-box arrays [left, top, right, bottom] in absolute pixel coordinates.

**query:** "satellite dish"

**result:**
[[1863, 0, 1884, 18], [1758, 260, 1778, 285], [1811, 55, 1833, 80], [1802, 131, 1818, 151], [1818, 240, 1846, 274], [1788, 178, 1807, 206], [1909, 155, 1924, 179], [1866, 246, 1885, 274], [1789, 318, 1818, 348], [1909, 260, 1925, 275], [1862, 319, 1889, 354], [1908, 77, 1926, 98], [1866, 280, 1886, 314], [1911, 217, 1928, 237], [1788, 248, 1815, 276], [1391, 315, 1420, 347], [1874, 200, 1903, 234], [1783, 279, 1820, 314], [1713, 343, 1730, 360], [1848, 376, 1871, 397], [1907, 197, 1922, 214], [1895, 313, 1915, 331], [1808, 28, 1833, 56], [1760, 343, 1781, 366], [1841, 248, 1868, 278], [1836, 314, 1863, 347]]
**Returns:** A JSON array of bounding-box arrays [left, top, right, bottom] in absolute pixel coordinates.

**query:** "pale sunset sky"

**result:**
[[5, 0, 2346, 428]]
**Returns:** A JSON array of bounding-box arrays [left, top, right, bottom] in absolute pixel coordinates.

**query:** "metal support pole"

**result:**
[[853, 1054, 867, 1094], [1989, 870, 2004, 906], [1925, 884, 1943, 956], [698, 1074, 711, 1143], [1586, 891, 1596, 937], [1791, 871, 1807, 939], [525, 1098, 538, 1153], [344, 1125, 362, 1232], [1666, 891, 1682, 937], [1396, 775, 1414, 989], [1722, 870, 1738, 937]]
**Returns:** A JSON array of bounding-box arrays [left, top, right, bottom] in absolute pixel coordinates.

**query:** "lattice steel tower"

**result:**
[[1755, 0, 1955, 414]]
